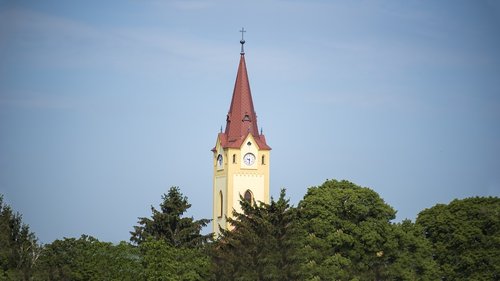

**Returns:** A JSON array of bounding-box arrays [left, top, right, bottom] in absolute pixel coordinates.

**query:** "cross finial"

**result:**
[[239, 27, 246, 54]]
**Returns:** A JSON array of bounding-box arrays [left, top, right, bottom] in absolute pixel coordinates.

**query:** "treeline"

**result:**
[[1, 180, 499, 280]]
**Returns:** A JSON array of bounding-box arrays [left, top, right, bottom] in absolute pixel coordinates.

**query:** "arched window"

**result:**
[[261, 155, 266, 165], [244, 189, 253, 203], [232, 154, 236, 164], [217, 154, 223, 167], [218, 191, 223, 218]]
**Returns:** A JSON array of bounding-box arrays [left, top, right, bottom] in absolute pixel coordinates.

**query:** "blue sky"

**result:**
[[1, 0, 499, 244]]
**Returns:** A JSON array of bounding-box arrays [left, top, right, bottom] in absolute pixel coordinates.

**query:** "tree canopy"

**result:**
[[298, 179, 438, 280], [33, 235, 141, 281], [1, 183, 498, 281], [417, 197, 500, 280], [130, 186, 211, 247], [0, 195, 40, 281], [211, 189, 304, 281], [140, 238, 210, 281], [130, 187, 212, 280]]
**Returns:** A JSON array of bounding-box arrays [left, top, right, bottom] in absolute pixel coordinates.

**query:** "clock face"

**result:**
[[243, 153, 255, 166], [217, 154, 223, 167]]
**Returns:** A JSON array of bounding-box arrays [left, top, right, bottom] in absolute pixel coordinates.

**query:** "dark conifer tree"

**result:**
[[266, 189, 305, 281], [0, 195, 40, 281], [130, 186, 211, 248], [211, 189, 304, 281]]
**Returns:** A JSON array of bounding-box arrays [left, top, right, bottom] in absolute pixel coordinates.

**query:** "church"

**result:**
[[212, 30, 271, 237]]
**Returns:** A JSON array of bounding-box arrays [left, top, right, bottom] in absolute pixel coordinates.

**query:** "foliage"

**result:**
[[211, 189, 304, 281], [32, 186, 214, 281], [140, 238, 210, 281], [298, 179, 439, 280], [385, 220, 439, 280], [130, 186, 211, 247], [0, 195, 40, 281], [3, 185, 499, 281], [131, 186, 212, 280], [298, 179, 397, 280], [33, 235, 141, 281], [267, 189, 305, 281], [416, 197, 500, 280]]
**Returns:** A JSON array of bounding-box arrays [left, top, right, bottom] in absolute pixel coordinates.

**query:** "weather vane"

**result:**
[[239, 27, 246, 54]]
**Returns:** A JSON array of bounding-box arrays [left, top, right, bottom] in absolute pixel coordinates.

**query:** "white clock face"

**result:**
[[243, 153, 255, 166]]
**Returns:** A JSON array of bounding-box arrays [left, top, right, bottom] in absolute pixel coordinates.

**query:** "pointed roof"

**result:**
[[225, 54, 259, 141], [214, 53, 270, 151]]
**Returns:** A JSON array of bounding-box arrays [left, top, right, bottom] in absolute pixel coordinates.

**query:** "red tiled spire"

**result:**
[[215, 51, 270, 151], [226, 55, 258, 140]]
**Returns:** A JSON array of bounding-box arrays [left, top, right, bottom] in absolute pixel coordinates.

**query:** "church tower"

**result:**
[[212, 30, 271, 237]]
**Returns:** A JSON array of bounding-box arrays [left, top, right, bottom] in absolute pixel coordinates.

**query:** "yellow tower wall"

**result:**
[[212, 134, 270, 237]]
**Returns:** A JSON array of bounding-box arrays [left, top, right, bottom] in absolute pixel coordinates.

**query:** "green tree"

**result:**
[[130, 187, 212, 280], [298, 179, 396, 280], [0, 194, 40, 281], [416, 197, 500, 280], [130, 186, 211, 247], [211, 189, 304, 281], [33, 235, 141, 281], [267, 189, 305, 281], [385, 220, 439, 280], [140, 239, 210, 281]]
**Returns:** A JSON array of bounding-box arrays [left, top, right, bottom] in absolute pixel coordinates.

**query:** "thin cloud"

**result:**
[[170, 0, 219, 10], [0, 7, 247, 75], [0, 92, 79, 110]]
